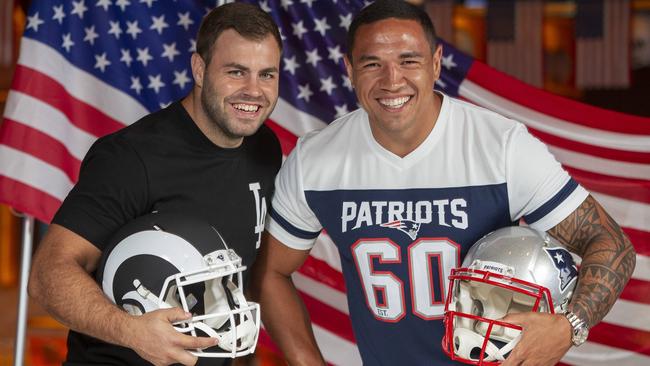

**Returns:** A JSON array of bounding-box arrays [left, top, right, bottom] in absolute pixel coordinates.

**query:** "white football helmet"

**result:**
[[442, 226, 578, 365], [97, 212, 260, 358]]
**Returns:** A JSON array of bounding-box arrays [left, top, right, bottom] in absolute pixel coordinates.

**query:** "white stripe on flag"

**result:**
[[312, 324, 362, 366], [293, 271, 349, 315], [562, 341, 650, 366], [460, 80, 650, 152], [18, 38, 148, 125], [271, 97, 328, 137], [550, 146, 650, 180], [604, 299, 650, 332], [311, 233, 343, 272], [0, 145, 73, 200], [591, 192, 650, 232], [631, 254, 650, 282], [4, 91, 96, 159]]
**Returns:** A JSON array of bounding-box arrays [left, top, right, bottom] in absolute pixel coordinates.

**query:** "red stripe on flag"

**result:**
[[257, 330, 283, 357], [11, 65, 126, 137], [619, 278, 650, 304], [565, 166, 650, 204], [0, 176, 61, 223], [0, 119, 81, 182], [623, 227, 650, 256], [299, 255, 347, 293], [529, 127, 650, 164], [589, 322, 650, 356], [466, 61, 650, 134], [299, 290, 356, 342], [266, 118, 298, 155]]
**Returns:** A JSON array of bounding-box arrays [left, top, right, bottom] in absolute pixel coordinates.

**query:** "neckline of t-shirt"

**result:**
[[363, 91, 450, 169], [174, 102, 247, 156]]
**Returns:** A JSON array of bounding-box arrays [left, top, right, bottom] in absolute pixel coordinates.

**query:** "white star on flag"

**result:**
[[126, 20, 142, 39], [305, 48, 322, 67], [52, 5, 66, 24], [150, 15, 169, 34], [283, 56, 300, 75], [297, 83, 313, 102], [147, 74, 165, 94], [26, 13, 45, 32], [94, 53, 111, 72], [71, 0, 88, 19]]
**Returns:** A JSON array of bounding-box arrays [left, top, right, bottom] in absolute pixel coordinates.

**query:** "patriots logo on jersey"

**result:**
[[543, 247, 578, 292], [380, 220, 421, 240]]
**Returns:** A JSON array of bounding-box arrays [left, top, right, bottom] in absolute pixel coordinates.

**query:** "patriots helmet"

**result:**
[[442, 226, 578, 365], [96, 211, 260, 358]]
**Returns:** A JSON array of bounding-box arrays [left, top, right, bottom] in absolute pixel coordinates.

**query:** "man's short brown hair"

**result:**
[[196, 2, 283, 66]]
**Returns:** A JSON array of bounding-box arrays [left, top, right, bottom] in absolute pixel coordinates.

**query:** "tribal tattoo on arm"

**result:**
[[547, 195, 636, 328]]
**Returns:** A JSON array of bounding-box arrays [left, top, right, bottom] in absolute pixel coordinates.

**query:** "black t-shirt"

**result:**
[[52, 102, 282, 365]]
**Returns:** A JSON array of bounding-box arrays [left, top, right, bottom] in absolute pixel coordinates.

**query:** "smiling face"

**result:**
[[191, 29, 280, 148], [345, 18, 442, 156]]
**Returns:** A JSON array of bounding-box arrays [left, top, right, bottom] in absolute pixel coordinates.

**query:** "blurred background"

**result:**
[[0, 0, 649, 365]]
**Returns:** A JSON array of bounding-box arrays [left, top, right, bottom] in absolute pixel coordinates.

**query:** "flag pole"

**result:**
[[13, 214, 34, 366]]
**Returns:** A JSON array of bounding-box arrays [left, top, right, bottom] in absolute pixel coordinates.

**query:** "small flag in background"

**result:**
[[575, 0, 631, 89], [0, 1, 649, 365], [486, 0, 543, 87]]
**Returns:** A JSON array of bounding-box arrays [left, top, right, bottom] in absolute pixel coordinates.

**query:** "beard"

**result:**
[[199, 76, 272, 141]]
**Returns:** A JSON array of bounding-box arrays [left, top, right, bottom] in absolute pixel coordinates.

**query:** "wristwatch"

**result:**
[[564, 311, 589, 347]]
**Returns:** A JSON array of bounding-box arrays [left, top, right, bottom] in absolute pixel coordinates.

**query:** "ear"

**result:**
[[432, 44, 443, 81], [191, 53, 205, 88], [343, 55, 354, 89]]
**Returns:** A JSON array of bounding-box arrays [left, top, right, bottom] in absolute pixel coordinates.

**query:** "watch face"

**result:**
[[575, 327, 589, 345]]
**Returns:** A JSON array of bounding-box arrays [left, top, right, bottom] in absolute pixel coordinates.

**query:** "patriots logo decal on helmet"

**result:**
[[543, 247, 578, 292], [380, 220, 421, 240]]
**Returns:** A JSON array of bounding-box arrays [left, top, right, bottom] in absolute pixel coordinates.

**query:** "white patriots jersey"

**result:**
[[266, 94, 588, 365]]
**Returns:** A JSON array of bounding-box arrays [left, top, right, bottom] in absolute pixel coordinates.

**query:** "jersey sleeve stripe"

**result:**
[[524, 178, 580, 225], [269, 207, 321, 239]]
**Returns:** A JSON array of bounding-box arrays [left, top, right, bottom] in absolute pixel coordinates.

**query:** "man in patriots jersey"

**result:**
[[252, 0, 636, 365], [28, 3, 282, 365]]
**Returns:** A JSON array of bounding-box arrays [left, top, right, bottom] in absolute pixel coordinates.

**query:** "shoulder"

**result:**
[[444, 95, 525, 144], [297, 108, 367, 159]]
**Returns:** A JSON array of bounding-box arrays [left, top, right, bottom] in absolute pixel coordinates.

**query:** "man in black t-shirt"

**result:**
[[27, 3, 283, 365]]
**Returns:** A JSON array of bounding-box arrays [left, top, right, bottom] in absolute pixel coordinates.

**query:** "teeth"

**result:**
[[233, 103, 259, 112], [379, 96, 410, 108]]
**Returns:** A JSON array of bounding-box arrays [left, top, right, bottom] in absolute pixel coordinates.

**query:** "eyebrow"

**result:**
[[357, 52, 425, 63], [223, 63, 279, 74]]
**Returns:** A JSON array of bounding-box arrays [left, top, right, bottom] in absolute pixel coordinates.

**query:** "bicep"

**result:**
[[33, 224, 102, 273], [546, 195, 633, 259], [255, 231, 311, 278]]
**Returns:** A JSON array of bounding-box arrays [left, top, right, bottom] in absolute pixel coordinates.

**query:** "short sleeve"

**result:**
[[265, 141, 322, 250], [52, 135, 149, 249], [506, 125, 588, 231]]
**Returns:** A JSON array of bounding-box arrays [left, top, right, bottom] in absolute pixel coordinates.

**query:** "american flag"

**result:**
[[486, 0, 543, 87], [575, 0, 630, 89], [1, 1, 649, 365]]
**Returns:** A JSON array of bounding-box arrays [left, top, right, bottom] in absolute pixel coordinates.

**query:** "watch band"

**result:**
[[564, 311, 589, 346]]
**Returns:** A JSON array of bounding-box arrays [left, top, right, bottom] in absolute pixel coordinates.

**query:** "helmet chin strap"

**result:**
[[453, 327, 521, 362]]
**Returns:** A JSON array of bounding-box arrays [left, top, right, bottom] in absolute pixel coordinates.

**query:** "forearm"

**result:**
[[29, 253, 134, 347], [257, 271, 325, 365], [547, 195, 637, 327]]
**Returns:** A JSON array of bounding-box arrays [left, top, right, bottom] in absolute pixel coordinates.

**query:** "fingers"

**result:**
[[499, 312, 526, 325], [161, 307, 193, 323], [131, 308, 218, 365]]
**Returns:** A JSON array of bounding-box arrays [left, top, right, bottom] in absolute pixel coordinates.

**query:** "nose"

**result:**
[[380, 63, 406, 91], [242, 75, 263, 98]]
